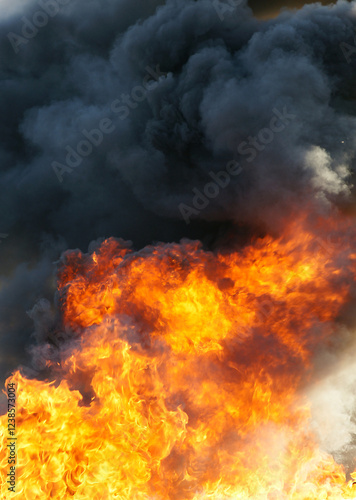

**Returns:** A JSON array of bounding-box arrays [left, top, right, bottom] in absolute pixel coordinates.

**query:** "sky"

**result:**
[[250, 0, 346, 17]]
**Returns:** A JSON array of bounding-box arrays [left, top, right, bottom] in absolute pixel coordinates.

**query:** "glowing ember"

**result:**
[[1, 215, 356, 499]]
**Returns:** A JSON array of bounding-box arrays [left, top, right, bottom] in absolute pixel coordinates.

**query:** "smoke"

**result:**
[[1, 0, 356, 395], [308, 344, 356, 473]]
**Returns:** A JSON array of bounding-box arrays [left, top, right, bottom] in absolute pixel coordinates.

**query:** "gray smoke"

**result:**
[[0, 0, 356, 383]]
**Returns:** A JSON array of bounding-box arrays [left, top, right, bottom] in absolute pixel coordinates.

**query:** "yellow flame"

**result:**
[[1, 215, 356, 499]]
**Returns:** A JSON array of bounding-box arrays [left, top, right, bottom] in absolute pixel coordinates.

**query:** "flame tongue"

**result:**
[[2, 216, 356, 499]]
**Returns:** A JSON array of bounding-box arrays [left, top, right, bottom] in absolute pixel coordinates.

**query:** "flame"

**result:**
[[2, 215, 356, 499]]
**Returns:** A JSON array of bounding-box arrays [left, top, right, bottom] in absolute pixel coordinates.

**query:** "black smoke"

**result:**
[[0, 0, 356, 382]]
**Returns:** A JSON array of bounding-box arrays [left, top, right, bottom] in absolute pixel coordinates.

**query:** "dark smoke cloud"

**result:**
[[1, 0, 356, 381]]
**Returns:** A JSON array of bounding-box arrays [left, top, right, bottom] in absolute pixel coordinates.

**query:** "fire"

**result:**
[[2, 215, 356, 499]]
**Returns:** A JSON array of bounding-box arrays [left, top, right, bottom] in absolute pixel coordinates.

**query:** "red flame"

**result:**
[[2, 214, 356, 499]]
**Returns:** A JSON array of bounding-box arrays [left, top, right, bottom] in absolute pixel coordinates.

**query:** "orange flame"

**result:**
[[2, 215, 356, 499]]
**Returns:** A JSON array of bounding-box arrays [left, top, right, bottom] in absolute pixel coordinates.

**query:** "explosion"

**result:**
[[3, 0, 356, 497], [1, 213, 356, 499]]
